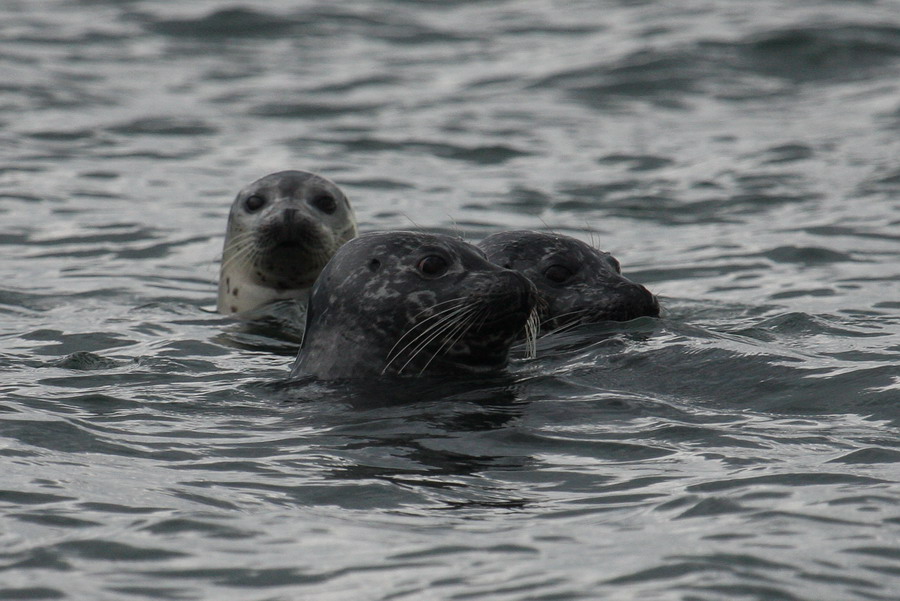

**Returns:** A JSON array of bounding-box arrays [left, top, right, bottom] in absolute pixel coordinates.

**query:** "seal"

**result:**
[[477, 230, 659, 335], [290, 231, 538, 380], [217, 170, 357, 315]]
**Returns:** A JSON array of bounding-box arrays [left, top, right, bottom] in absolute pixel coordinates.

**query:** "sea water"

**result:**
[[1, 1, 899, 599]]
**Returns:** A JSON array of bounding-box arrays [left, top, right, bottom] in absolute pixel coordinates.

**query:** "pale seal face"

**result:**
[[217, 170, 357, 314], [478, 230, 659, 335], [290, 231, 538, 380]]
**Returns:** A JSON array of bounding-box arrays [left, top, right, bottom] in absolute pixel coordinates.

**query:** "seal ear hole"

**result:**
[[368, 258, 381, 272], [544, 264, 574, 284], [417, 255, 449, 278], [244, 194, 266, 213], [311, 193, 337, 214]]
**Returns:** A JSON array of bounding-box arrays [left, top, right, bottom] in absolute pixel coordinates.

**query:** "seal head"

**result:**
[[290, 231, 537, 380], [217, 170, 357, 314], [478, 230, 659, 334]]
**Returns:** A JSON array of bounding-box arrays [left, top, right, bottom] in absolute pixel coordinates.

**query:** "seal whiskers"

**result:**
[[539, 308, 595, 337], [382, 299, 479, 376], [219, 231, 260, 273], [523, 307, 540, 359], [412, 304, 488, 376]]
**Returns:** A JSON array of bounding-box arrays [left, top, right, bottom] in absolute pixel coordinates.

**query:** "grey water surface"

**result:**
[[2, 1, 900, 600]]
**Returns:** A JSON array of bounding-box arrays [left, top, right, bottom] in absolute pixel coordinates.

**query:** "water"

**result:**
[[2, 1, 899, 599]]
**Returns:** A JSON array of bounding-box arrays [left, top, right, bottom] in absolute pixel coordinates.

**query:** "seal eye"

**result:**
[[244, 194, 266, 213], [311, 193, 337, 214], [417, 255, 448, 277], [544, 264, 574, 284]]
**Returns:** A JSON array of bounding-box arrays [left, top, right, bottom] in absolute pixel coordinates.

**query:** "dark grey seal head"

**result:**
[[477, 230, 659, 335], [290, 231, 538, 380], [217, 170, 357, 315]]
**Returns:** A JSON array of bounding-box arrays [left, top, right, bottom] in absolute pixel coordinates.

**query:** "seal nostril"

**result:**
[[283, 208, 298, 223]]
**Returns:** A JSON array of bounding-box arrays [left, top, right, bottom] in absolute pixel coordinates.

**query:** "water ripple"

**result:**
[[1, 1, 899, 600]]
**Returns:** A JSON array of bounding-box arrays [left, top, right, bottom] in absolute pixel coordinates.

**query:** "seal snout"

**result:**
[[282, 207, 299, 225], [470, 268, 537, 329], [613, 280, 659, 320], [634, 283, 660, 319], [589, 281, 660, 322], [259, 210, 322, 250]]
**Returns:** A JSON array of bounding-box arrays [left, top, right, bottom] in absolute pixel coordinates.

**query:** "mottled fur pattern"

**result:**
[[291, 232, 537, 380], [217, 170, 357, 314], [478, 230, 659, 335]]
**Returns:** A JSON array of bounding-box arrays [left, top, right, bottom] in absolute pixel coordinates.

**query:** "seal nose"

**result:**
[[497, 268, 537, 312], [283, 208, 298, 225], [469, 268, 537, 333], [624, 283, 659, 319]]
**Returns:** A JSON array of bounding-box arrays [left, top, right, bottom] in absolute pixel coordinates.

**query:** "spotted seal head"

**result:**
[[477, 230, 659, 335], [217, 170, 357, 315], [290, 231, 538, 380]]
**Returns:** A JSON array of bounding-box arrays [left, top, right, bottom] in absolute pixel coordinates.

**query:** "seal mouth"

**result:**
[[259, 223, 328, 257], [257, 211, 327, 248], [263, 239, 320, 265], [271, 240, 309, 253], [471, 305, 532, 331], [260, 230, 320, 251], [256, 236, 332, 285]]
